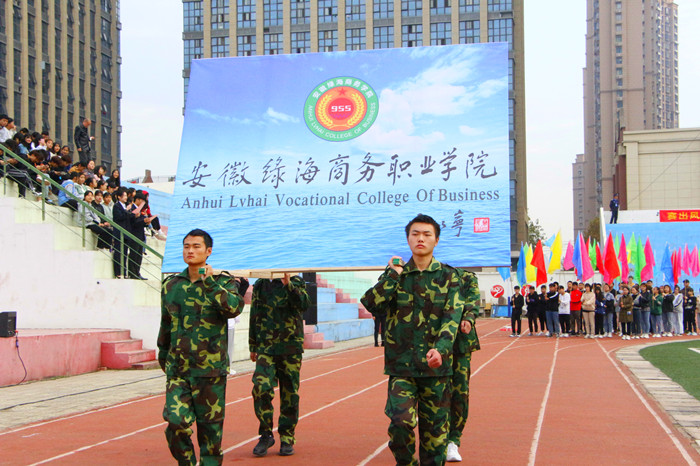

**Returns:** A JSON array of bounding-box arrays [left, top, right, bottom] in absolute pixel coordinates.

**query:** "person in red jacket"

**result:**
[[570, 282, 583, 336]]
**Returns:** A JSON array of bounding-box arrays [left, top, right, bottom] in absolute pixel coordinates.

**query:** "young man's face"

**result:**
[[183, 235, 211, 266], [117, 191, 128, 203], [578, 283, 585, 291], [407, 222, 438, 258]]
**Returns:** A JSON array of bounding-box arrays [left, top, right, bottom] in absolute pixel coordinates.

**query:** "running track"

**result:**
[[2, 319, 699, 465]]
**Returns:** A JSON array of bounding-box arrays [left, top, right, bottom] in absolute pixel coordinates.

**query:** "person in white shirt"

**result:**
[[558, 286, 571, 337]]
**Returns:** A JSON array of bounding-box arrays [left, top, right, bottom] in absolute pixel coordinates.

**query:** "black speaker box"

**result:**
[[0, 311, 17, 337]]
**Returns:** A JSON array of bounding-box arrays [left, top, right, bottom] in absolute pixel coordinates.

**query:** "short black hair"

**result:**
[[514, 286, 520, 290], [184, 229, 213, 248], [404, 213, 441, 238]]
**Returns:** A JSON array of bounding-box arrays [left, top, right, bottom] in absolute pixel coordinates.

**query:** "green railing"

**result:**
[[0, 146, 163, 292]]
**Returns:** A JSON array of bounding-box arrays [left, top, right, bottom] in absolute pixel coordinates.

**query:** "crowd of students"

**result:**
[[510, 278, 698, 340], [0, 116, 165, 280]]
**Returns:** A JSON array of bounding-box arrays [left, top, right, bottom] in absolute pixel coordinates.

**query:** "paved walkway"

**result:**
[[0, 336, 375, 431]]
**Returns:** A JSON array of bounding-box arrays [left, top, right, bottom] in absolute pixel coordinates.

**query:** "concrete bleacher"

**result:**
[[312, 273, 376, 342]]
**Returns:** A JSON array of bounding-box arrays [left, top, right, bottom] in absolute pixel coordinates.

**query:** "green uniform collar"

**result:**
[[403, 256, 442, 274]]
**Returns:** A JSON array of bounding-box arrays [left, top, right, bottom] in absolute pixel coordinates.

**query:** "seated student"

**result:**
[[101, 190, 114, 222], [58, 172, 80, 211], [0, 147, 45, 197], [75, 191, 113, 249], [74, 173, 89, 198]]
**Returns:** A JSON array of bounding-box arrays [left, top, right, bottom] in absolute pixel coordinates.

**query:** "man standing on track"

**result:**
[[158, 229, 247, 466], [361, 213, 464, 465], [446, 268, 480, 462], [249, 273, 310, 457]]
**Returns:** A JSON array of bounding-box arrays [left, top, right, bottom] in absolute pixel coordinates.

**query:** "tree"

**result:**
[[584, 216, 601, 244], [527, 214, 546, 246]]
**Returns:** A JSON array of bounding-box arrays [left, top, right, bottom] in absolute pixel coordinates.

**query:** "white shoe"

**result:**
[[643, 334, 649, 339], [446, 442, 462, 462], [563, 333, 569, 337]]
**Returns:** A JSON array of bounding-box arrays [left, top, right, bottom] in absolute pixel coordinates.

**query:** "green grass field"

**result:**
[[640, 340, 700, 402]]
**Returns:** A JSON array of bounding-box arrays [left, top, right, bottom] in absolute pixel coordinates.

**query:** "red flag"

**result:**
[[682, 244, 691, 275], [530, 240, 548, 287], [618, 234, 629, 281], [605, 233, 621, 283], [672, 249, 681, 285], [596, 242, 605, 276]]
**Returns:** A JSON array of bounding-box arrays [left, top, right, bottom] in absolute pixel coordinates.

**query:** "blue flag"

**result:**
[[516, 243, 526, 286], [572, 234, 583, 280], [660, 244, 673, 286], [545, 232, 556, 248], [497, 266, 511, 282]]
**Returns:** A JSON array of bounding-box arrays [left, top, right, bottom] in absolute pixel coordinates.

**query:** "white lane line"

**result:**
[[527, 338, 559, 466], [26, 355, 384, 464], [596, 340, 697, 466], [223, 379, 386, 454], [358, 333, 523, 465]]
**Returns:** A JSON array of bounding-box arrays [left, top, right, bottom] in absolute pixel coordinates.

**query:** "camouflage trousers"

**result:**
[[162, 375, 227, 466], [385, 375, 451, 466], [252, 352, 302, 444], [447, 352, 472, 446]]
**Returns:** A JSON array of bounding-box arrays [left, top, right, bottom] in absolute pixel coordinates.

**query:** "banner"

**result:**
[[164, 44, 510, 271], [659, 210, 700, 222]]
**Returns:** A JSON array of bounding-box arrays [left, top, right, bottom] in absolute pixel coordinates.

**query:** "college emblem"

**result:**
[[304, 77, 379, 142]]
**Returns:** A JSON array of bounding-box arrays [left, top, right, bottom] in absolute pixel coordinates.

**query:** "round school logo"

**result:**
[[304, 77, 379, 142]]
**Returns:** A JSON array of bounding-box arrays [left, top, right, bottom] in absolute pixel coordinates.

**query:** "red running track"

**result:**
[[1, 318, 699, 465]]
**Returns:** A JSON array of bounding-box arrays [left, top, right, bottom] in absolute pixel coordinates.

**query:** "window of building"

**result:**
[[14, 91, 21, 127], [430, 0, 450, 16], [291, 31, 310, 53], [402, 24, 422, 47], [101, 0, 111, 13], [509, 139, 515, 172], [615, 24, 622, 33], [184, 39, 203, 69], [0, 44, 5, 80], [616, 67, 622, 76], [508, 98, 514, 131], [54, 0, 61, 22], [211, 36, 230, 57], [346, 0, 365, 21], [55, 69, 62, 102], [374, 0, 394, 19], [616, 78, 623, 87], [67, 73, 74, 100], [101, 18, 111, 48], [615, 12, 622, 22], [318, 0, 337, 23], [487, 0, 511, 12], [291, 0, 310, 25], [12, 7, 20, 43], [28, 97, 36, 131], [430, 22, 451, 45], [28, 13, 36, 49], [12, 49, 20, 85], [0, 2, 5, 35], [101, 53, 112, 83], [101, 125, 111, 157], [617, 100, 623, 108], [488, 18, 512, 49], [318, 30, 338, 52], [184, 1, 203, 32], [264, 33, 282, 54], [101, 89, 111, 117], [374, 26, 394, 49], [212, 0, 230, 30], [508, 58, 514, 91], [263, 0, 283, 27], [459, 20, 480, 43], [616, 56, 622, 65], [237, 35, 256, 56], [28, 55, 37, 89], [616, 45, 622, 54], [615, 34, 622, 42], [459, 0, 478, 13], [402, 0, 422, 17], [237, 0, 256, 28], [346, 28, 366, 50]]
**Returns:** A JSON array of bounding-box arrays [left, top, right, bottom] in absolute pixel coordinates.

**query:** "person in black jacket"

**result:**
[[511, 286, 524, 337], [537, 285, 548, 335], [126, 192, 155, 279], [112, 188, 131, 278], [74, 118, 94, 165], [526, 287, 541, 336], [544, 283, 560, 337]]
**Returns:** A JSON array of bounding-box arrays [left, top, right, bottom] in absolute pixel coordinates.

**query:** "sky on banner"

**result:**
[[163, 43, 510, 272]]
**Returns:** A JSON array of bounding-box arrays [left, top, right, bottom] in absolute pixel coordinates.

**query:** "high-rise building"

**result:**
[[0, 0, 121, 169], [182, 0, 527, 253], [577, 0, 678, 237]]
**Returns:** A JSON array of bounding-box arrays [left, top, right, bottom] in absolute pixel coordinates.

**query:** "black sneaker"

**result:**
[[279, 442, 294, 456], [253, 434, 275, 457]]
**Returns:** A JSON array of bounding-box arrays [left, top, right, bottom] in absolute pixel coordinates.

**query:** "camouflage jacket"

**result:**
[[157, 269, 244, 377], [454, 268, 481, 355], [360, 257, 464, 378], [249, 276, 310, 355]]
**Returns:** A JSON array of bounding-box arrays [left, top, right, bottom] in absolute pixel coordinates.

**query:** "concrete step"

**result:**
[[132, 360, 161, 370], [103, 338, 144, 353], [317, 302, 360, 322], [317, 287, 337, 304], [304, 332, 325, 345], [304, 324, 317, 334], [358, 303, 372, 319], [316, 319, 375, 342], [335, 291, 356, 303], [102, 336, 156, 369], [305, 339, 334, 349]]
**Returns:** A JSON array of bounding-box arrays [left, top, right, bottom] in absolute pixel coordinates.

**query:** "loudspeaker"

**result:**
[[0, 311, 16, 337]]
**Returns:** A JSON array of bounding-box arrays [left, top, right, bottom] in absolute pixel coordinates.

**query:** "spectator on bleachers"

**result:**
[[74, 173, 89, 198], [0, 145, 42, 197], [50, 143, 61, 156], [95, 165, 107, 182], [0, 115, 15, 142], [101, 189, 114, 222], [18, 134, 32, 155], [75, 191, 112, 250], [85, 175, 98, 192], [60, 145, 71, 157], [96, 179, 107, 193], [107, 168, 121, 187], [58, 172, 80, 211], [106, 181, 118, 202], [84, 159, 96, 178]]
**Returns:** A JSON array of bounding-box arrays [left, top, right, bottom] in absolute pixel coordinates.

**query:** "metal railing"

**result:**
[[0, 146, 163, 293]]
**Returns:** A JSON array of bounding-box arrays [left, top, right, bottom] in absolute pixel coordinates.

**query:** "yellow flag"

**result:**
[[548, 231, 562, 273], [525, 244, 536, 282]]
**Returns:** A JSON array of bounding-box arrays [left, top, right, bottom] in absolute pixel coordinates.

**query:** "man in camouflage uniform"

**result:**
[[249, 273, 310, 457], [446, 269, 481, 462], [361, 214, 464, 466], [158, 229, 247, 466]]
